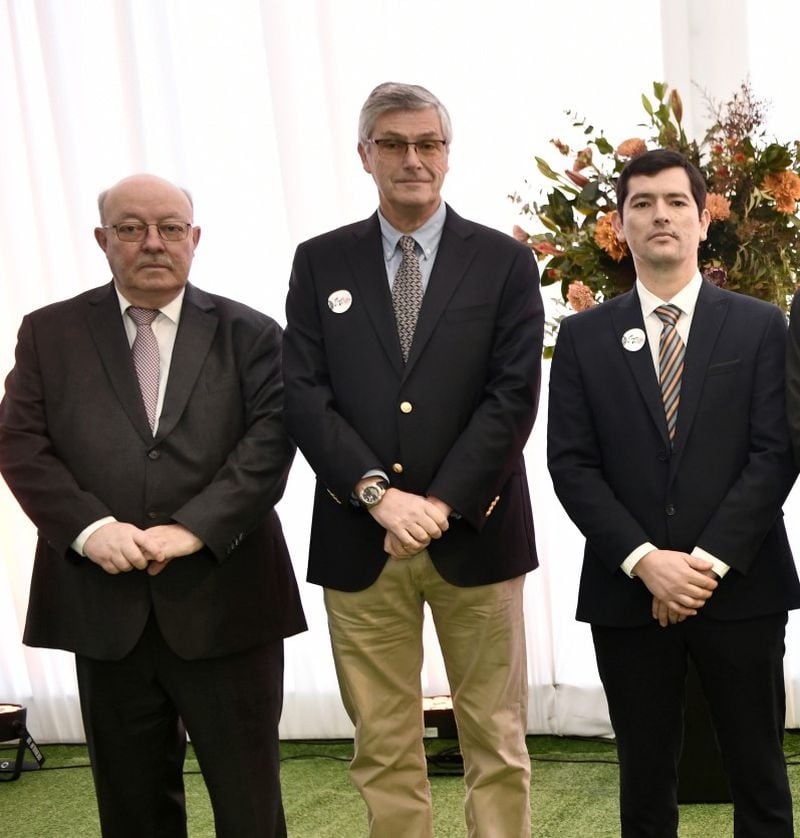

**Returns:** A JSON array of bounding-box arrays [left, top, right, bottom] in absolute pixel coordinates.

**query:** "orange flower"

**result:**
[[593, 213, 628, 261], [762, 170, 800, 213], [532, 241, 564, 257], [565, 169, 590, 188], [616, 138, 647, 159], [705, 193, 731, 221], [550, 138, 570, 155], [567, 280, 597, 312], [512, 225, 529, 243]]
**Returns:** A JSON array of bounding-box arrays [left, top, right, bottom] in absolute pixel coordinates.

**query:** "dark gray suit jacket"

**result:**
[[0, 282, 306, 660]]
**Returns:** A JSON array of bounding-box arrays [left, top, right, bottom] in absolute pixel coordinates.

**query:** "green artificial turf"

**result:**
[[1, 734, 799, 836]]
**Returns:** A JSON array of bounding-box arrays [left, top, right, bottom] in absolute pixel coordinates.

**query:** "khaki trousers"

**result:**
[[324, 551, 530, 838]]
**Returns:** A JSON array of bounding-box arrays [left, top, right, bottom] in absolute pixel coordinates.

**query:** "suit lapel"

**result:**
[[155, 284, 218, 441], [668, 280, 729, 474], [345, 215, 405, 377], [404, 206, 477, 376], [87, 283, 155, 443], [609, 289, 671, 447]]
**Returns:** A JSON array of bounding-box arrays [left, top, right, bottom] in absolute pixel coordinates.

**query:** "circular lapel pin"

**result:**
[[327, 289, 353, 314], [621, 328, 646, 352]]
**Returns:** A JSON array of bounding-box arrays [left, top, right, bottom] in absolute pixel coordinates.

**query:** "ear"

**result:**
[[94, 227, 109, 252], [191, 226, 201, 249], [699, 207, 711, 242], [358, 142, 372, 174], [611, 210, 625, 241]]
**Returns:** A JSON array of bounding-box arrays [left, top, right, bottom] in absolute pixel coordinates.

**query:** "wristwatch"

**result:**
[[357, 478, 389, 508]]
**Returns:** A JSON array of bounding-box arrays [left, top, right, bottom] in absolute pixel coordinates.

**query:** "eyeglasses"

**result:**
[[367, 138, 448, 159], [103, 222, 193, 242]]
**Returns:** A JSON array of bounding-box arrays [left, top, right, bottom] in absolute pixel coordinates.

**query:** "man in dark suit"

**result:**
[[548, 149, 800, 837], [283, 82, 543, 837], [0, 174, 306, 838]]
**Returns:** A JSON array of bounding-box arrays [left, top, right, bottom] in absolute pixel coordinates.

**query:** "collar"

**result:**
[[115, 285, 185, 325], [378, 201, 447, 263], [636, 271, 703, 319]]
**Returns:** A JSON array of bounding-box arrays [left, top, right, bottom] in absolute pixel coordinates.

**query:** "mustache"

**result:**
[[136, 259, 173, 269]]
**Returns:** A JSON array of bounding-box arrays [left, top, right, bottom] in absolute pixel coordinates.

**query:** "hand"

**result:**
[[368, 488, 449, 554], [652, 596, 689, 628], [143, 524, 204, 576], [84, 522, 163, 575], [633, 550, 718, 617]]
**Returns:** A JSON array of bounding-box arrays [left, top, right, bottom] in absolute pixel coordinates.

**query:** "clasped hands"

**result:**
[[83, 521, 204, 576], [362, 485, 451, 558], [633, 549, 719, 628]]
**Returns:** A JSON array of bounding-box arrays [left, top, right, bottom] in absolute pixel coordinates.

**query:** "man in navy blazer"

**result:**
[[283, 83, 543, 837], [548, 149, 800, 837], [0, 174, 306, 838]]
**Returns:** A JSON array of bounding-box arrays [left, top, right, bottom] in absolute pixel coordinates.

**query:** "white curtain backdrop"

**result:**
[[1, 0, 799, 742]]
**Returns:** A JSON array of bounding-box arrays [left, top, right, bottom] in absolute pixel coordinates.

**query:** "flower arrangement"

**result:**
[[511, 82, 800, 333]]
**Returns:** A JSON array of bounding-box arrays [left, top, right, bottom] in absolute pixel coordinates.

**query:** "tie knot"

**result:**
[[127, 306, 159, 327], [399, 235, 417, 258], [655, 304, 681, 327]]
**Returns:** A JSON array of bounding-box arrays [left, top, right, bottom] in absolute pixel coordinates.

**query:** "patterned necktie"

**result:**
[[654, 304, 685, 445], [392, 235, 423, 362], [127, 306, 160, 433]]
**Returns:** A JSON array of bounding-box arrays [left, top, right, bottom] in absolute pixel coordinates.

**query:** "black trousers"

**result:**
[[76, 613, 286, 838], [592, 612, 793, 838]]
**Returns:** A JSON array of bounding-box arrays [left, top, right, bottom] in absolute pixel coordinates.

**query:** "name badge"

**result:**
[[621, 328, 646, 352], [328, 289, 352, 314]]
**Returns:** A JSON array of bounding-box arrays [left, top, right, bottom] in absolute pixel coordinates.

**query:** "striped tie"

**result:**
[[127, 306, 160, 433], [655, 304, 685, 445], [392, 235, 423, 363]]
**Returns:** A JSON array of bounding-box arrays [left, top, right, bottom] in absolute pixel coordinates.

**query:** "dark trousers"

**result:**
[[76, 613, 286, 838], [592, 612, 793, 838]]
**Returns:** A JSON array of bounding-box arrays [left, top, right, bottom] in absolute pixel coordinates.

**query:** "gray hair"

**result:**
[[97, 182, 194, 223], [358, 82, 452, 145]]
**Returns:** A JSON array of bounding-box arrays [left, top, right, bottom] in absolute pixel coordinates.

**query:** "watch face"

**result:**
[[361, 485, 381, 505]]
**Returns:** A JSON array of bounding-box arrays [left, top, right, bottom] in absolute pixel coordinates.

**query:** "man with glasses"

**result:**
[[283, 83, 544, 837], [0, 174, 306, 837]]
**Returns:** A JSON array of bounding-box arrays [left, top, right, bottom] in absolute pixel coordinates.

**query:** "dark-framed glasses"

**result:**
[[104, 222, 193, 242], [367, 138, 448, 159]]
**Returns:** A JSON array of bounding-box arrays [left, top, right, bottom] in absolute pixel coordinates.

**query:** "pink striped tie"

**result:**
[[655, 304, 684, 445], [127, 307, 160, 433]]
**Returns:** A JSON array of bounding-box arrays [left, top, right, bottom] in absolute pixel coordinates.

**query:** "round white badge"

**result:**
[[327, 289, 352, 314], [621, 328, 646, 352]]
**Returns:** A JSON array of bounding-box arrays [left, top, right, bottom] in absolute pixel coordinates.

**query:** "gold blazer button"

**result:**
[[400, 401, 413, 414]]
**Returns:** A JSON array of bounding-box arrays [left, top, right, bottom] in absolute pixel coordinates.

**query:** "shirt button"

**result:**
[[400, 401, 413, 414], [392, 463, 404, 474], [665, 504, 676, 516]]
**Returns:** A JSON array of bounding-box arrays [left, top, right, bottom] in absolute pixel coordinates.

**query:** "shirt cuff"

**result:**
[[72, 517, 117, 556], [692, 546, 730, 578], [621, 542, 657, 579]]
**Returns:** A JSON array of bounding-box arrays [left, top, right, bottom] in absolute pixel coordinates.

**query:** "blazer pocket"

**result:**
[[706, 359, 741, 377]]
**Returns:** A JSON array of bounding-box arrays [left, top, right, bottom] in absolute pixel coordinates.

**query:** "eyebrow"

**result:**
[[374, 130, 443, 140], [627, 191, 692, 203]]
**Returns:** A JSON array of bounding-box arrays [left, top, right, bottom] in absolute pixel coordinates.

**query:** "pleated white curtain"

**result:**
[[1, 0, 798, 742]]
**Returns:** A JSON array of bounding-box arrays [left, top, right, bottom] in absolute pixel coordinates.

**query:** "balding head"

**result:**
[[94, 174, 200, 308]]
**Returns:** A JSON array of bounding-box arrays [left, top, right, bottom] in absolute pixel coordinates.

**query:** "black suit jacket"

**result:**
[[283, 206, 544, 591], [0, 282, 306, 660], [548, 280, 800, 627]]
